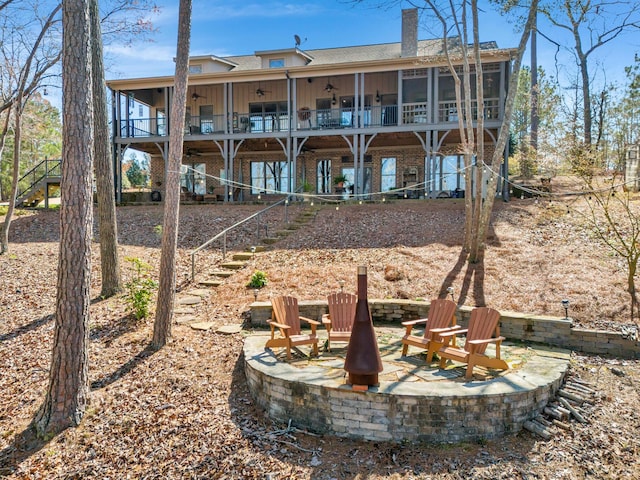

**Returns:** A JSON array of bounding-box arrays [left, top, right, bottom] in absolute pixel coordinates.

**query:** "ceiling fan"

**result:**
[[256, 85, 271, 97], [184, 148, 203, 158], [325, 83, 338, 92], [191, 92, 206, 101]]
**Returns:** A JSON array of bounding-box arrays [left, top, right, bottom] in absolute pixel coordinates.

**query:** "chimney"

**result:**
[[401, 8, 418, 58]]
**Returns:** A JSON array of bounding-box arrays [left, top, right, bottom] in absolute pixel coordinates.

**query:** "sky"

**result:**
[[104, 0, 639, 89]]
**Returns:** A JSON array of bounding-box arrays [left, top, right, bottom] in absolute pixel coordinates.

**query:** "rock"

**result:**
[[610, 367, 625, 377]]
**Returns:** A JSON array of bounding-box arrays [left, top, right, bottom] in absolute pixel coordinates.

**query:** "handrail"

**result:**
[[17, 158, 62, 199], [190, 196, 290, 281]]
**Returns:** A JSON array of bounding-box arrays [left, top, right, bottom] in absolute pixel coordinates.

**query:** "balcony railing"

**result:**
[[437, 99, 500, 123], [116, 101, 501, 139]]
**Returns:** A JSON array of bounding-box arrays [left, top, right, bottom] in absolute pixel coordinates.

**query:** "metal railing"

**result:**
[[189, 197, 290, 281], [119, 102, 500, 139], [17, 158, 61, 199], [116, 101, 504, 140]]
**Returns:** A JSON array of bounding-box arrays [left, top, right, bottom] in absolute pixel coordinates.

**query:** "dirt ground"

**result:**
[[0, 188, 639, 479]]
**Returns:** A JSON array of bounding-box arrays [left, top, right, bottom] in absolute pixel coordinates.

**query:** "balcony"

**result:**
[[116, 101, 501, 140]]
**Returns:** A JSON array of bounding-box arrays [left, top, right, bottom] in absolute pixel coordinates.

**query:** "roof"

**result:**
[[106, 38, 513, 87], [225, 39, 504, 71]]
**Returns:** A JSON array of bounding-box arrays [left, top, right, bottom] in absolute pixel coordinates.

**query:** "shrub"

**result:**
[[247, 270, 268, 289], [124, 257, 158, 320]]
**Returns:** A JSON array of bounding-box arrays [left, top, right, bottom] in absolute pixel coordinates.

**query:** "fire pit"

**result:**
[[244, 329, 569, 442]]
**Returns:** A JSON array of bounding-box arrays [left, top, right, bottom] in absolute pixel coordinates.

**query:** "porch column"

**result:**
[[397, 70, 403, 126]]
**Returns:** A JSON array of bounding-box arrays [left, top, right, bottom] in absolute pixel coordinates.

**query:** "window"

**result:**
[[251, 161, 290, 194], [156, 108, 166, 136], [269, 58, 285, 68], [316, 98, 332, 127], [188, 64, 202, 74], [381, 157, 396, 191], [317, 159, 331, 193], [339, 95, 372, 126], [180, 163, 206, 195], [249, 101, 288, 132], [199, 105, 214, 133]]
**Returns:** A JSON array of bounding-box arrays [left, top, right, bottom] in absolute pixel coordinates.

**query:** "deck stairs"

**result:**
[[16, 159, 62, 208]]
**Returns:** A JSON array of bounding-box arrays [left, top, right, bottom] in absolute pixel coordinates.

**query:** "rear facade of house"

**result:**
[[106, 9, 515, 203]]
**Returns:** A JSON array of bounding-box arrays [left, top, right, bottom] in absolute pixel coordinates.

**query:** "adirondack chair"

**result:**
[[265, 296, 320, 360], [437, 307, 508, 379], [401, 298, 458, 361], [322, 292, 357, 351]]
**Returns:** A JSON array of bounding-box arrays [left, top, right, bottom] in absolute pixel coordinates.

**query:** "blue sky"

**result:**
[[104, 0, 639, 90]]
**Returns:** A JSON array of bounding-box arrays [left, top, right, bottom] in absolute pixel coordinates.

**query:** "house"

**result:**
[[106, 8, 515, 203]]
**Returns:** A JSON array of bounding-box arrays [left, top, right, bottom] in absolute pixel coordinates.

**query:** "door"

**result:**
[[342, 167, 372, 198]]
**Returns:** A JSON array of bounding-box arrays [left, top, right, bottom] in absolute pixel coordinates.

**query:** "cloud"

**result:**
[[104, 43, 177, 79]]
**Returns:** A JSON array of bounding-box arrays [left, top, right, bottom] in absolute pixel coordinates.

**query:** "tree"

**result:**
[[152, 0, 192, 349], [608, 55, 640, 171], [511, 66, 562, 177], [0, 93, 61, 201], [126, 154, 148, 187], [539, 0, 640, 154], [575, 174, 640, 321], [0, 2, 62, 254], [34, 0, 93, 437], [0, 0, 159, 255], [426, 0, 538, 262], [91, 0, 121, 298]]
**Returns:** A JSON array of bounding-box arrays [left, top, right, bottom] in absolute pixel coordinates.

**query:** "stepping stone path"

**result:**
[[171, 206, 318, 331]]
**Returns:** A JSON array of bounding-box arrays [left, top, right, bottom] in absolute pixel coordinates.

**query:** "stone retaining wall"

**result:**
[[250, 299, 639, 359], [243, 336, 568, 443]]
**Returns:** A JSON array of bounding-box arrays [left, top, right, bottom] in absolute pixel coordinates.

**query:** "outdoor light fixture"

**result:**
[[375, 90, 380, 103], [250, 246, 256, 262], [447, 286, 455, 302], [332, 93, 337, 105], [561, 299, 570, 320], [339, 280, 345, 292], [253, 289, 259, 302]]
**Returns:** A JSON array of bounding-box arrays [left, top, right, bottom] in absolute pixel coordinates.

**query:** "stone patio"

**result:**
[[244, 327, 570, 442]]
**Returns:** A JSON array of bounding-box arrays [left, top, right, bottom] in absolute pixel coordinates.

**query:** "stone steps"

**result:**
[[180, 205, 321, 330]]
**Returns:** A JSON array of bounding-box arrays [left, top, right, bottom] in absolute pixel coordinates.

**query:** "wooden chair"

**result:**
[[322, 292, 357, 351], [265, 296, 320, 360], [437, 307, 508, 379], [401, 299, 458, 361]]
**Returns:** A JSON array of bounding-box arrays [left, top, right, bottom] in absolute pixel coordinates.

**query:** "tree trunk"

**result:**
[[469, 0, 485, 262], [90, 0, 121, 298], [470, 0, 538, 263], [0, 106, 17, 255], [152, 0, 192, 349], [34, 0, 93, 437]]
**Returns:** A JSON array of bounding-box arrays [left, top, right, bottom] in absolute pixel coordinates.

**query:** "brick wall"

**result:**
[[243, 335, 565, 443]]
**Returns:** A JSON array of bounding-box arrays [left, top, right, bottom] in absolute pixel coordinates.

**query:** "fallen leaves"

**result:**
[[0, 199, 639, 478]]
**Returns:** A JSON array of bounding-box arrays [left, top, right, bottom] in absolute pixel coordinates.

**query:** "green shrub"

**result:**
[[124, 257, 158, 320], [247, 270, 268, 289]]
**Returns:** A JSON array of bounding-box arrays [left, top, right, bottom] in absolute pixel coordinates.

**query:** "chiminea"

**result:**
[[344, 266, 383, 389]]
